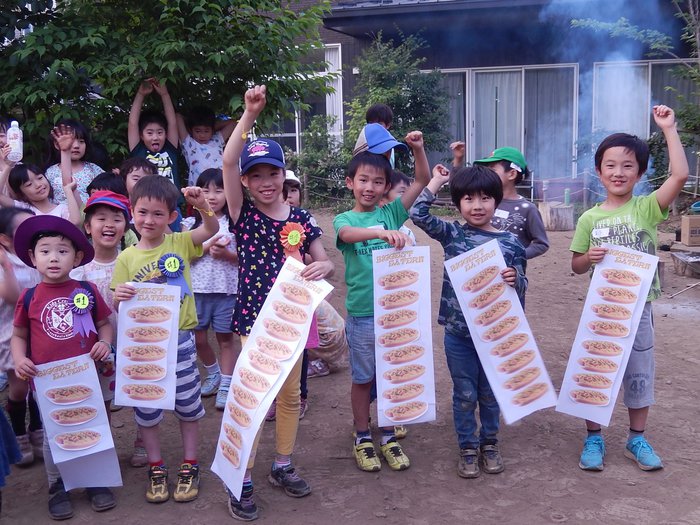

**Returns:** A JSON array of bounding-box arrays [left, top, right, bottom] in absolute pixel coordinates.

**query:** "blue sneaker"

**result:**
[[579, 435, 605, 471], [625, 436, 663, 471], [201, 372, 221, 397]]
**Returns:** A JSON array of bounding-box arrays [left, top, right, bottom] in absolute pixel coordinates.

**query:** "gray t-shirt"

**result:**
[[491, 197, 549, 260]]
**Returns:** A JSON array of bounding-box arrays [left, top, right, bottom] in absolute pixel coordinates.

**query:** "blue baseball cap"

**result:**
[[240, 138, 286, 174], [353, 123, 408, 156]]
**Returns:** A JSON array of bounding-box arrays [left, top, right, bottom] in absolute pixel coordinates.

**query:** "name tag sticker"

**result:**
[[592, 228, 610, 239], [494, 209, 510, 219]]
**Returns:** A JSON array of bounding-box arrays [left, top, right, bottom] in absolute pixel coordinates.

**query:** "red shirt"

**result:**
[[13, 279, 111, 366]]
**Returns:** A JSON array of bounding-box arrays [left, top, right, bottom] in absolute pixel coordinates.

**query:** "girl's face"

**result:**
[[70, 136, 86, 161], [192, 126, 214, 145], [125, 167, 152, 194], [285, 186, 301, 207], [241, 165, 285, 207], [0, 212, 33, 253], [20, 170, 51, 203], [85, 206, 127, 251], [202, 182, 226, 215]]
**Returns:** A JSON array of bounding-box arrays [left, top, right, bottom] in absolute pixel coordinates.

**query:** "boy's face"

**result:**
[[132, 197, 177, 241], [125, 167, 152, 194], [488, 162, 517, 188], [85, 207, 127, 250], [458, 192, 496, 228], [597, 146, 641, 200], [386, 181, 408, 202], [29, 236, 82, 283], [141, 123, 166, 153], [285, 186, 301, 207], [241, 164, 285, 206], [191, 125, 214, 145], [346, 164, 388, 211]]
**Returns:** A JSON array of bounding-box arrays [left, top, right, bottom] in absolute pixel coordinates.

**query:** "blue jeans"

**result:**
[[444, 331, 500, 450]]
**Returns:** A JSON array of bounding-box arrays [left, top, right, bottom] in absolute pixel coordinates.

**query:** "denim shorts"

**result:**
[[195, 293, 236, 333], [622, 302, 655, 409], [345, 315, 376, 384]]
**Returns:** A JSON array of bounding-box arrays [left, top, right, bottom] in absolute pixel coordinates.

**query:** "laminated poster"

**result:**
[[556, 244, 658, 426], [34, 354, 122, 489], [445, 239, 557, 424], [372, 246, 437, 427], [212, 257, 332, 499], [114, 283, 180, 410]]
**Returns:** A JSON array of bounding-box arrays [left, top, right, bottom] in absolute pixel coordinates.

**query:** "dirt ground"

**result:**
[[4, 210, 700, 524]]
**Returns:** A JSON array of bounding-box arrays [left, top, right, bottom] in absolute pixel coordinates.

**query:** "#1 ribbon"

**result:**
[[70, 288, 96, 338], [280, 222, 306, 262], [158, 253, 192, 299]]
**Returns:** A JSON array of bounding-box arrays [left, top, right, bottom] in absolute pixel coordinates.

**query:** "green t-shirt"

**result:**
[[333, 198, 409, 316], [111, 231, 203, 329], [570, 191, 667, 301]]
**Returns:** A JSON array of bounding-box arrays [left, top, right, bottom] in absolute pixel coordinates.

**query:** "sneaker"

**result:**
[[457, 448, 480, 478], [307, 359, 330, 378], [268, 464, 311, 498], [146, 465, 169, 503], [215, 386, 229, 411], [201, 372, 221, 397], [227, 486, 258, 521], [85, 487, 116, 512], [380, 438, 410, 471], [16, 434, 34, 467], [579, 435, 605, 471], [394, 425, 408, 439], [299, 397, 308, 420], [353, 441, 381, 472], [48, 478, 73, 520], [29, 429, 44, 459], [0, 372, 8, 391], [131, 446, 148, 468], [480, 444, 505, 474], [173, 463, 200, 502], [110, 402, 124, 412], [265, 400, 277, 422], [625, 436, 663, 471]]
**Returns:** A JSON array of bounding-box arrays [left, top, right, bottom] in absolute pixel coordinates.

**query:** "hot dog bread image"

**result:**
[[384, 400, 428, 422], [503, 367, 541, 391], [255, 336, 293, 360], [45, 385, 93, 405], [263, 318, 301, 342], [382, 345, 425, 364], [577, 357, 619, 374], [279, 282, 312, 305], [596, 287, 637, 304], [468, 282, 506, 309], [573, 373, 613, 389], [122, 363, 166, 381], [55, 429, 101, 451], [512, 383, 548, 406], [377, 327, 420, 348], [50, 406, 98, 426], [239, 368, 271, 393], [587, 320, 629, 338], [272, 300, 308, 324], [122, 345, 166, 362], [601, 268, 641, 287], [462, 265, 499, 292], [497, 350, 535, 374], [122, 383, 167, 401], [125, 326, 170, 343], [127, 305, 172, 323], [383, 364, 426, 384], [481, 316, 520, 342], [569, 389, 610, 406], [490, 333, 529, 357], [378, 290, 420, 309], [590, 303, 632, 320], [220, 439, 241, 468], [248, 350, 282, 375], [382, 383, 425, 403], [232, 384, 259, 409], [223, 423, 243, 449], [582, 340, 623, 357], [227, 402, 252, 428], [378, 269, 419, 290], [474, 300, 511, 326], [377, 309, 418, 329]]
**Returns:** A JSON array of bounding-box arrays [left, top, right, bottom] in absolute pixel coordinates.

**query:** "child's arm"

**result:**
[[652, 105, 690, 211], [216, 119, 236, 141], [301, 238, 334, 281], [222, 85, 267, 224], [409, 166, 452, 243], [337, 226, 411, 250], [11, 326, 36, 379], [450, 141, 466, 169], [52, 125, 83, 206], [400, 131, 430, 210], [176, 113, 189, 144], [571, 247, 607, 275], [0, 146, 16, 207], [182, 186, 219, 245], [524, 210, 549, 259], [63, 180, 82, 226], [128, 80, 153, 150], [152, 79, 179, 148], [209, 238, 238, 263], [0, 251, 20, 304], [89, 319, 113, 361]]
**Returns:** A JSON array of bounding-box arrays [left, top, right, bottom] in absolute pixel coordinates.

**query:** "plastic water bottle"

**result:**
[[6, 121, 23, 163]]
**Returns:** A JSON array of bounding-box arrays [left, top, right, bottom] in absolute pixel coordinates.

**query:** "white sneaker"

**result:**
[[201, 372, 221, 397], [215, 386, 228, 410]]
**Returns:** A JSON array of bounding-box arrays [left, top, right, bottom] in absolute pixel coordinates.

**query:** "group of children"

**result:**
[[0, 78, 689, 523]]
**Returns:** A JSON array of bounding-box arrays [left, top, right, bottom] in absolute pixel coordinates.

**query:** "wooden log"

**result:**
[[538, 201, 575, 231]]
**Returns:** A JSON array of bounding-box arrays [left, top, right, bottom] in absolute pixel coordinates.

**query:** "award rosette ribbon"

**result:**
[[70, 288, 96, 338], [280, 222, 306, 262], [158, 253, 191, 299]]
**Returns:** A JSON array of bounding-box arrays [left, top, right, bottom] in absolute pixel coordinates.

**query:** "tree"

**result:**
[[0, 0, 332, 164], [345, 33, 450, 157]]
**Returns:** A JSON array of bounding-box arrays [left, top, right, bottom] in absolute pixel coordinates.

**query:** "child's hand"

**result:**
[[150, 78, 169, 97], [378, 229, 411, 250], [51, 124, 75, 152], [501, 267, 517, 287], [652, 105, 676, 130], [432, 163, 450, 183], [63, 179, 77, 193], [90, 340, 111, 362], [15, 357, 37, 380], [244, 85, 267, 116], [209, 243, 230, 260], [114, 283, 137, 303], [0, 250, 10, 272], [450, 141, 466, 157], [182, 186, 209, 209], [588, 246, 608, 265], [301, 260, 333, 281], [138, 79, 154, 96], [0, 144, 14, 166], [405, 131, 424, 151]]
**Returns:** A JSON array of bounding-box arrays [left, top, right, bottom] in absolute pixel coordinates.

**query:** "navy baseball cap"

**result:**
[[353, 123, 408, 156], [240, 138, 286, 174]]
